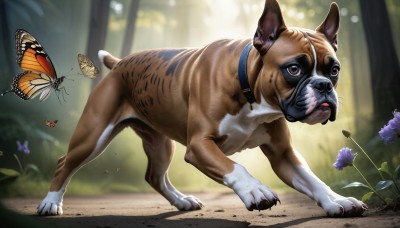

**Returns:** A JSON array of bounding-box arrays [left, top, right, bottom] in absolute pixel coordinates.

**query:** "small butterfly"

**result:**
[[77, 53, 99, 79], [1, 29, 67, 102], [16, 140, 30, 154], [45, 120, 58, 127]]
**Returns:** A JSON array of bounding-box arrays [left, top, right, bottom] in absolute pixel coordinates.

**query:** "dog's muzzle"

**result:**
[[280, 77, 337, 125]]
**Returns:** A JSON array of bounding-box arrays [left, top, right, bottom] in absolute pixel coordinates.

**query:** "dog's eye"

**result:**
[[330, 66, 340, 77], [286, 65, 302, 76]]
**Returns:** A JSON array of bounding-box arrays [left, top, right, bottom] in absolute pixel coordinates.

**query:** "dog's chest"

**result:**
[[217, 98, 283, 155]]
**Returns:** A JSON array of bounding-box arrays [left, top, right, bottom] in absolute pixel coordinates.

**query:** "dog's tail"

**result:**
[[98, 50, 121, 70]]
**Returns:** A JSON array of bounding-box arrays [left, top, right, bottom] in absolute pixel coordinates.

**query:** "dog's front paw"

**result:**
[[320, 196, 367, 217], [37, 191, 64, 216], [172, 195, 204, 211], [240, 185, 280, 211], [223, 164, 280, 211]]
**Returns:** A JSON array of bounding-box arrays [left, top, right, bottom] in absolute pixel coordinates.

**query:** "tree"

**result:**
[[86, 0, 111, 89], [359, 0, 400, 127], [120, 0, 140, 57]]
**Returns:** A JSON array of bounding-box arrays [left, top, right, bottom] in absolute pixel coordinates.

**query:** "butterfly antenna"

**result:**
[[64, 67, 80, 78], [64, 67, 74, 75]]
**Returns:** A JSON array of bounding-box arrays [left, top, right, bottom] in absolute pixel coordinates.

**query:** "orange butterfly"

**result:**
[[1, 29, 67, 101], [45, 120, 58, 127]]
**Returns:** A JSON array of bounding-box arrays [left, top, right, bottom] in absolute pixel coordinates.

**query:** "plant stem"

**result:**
[[13, 154, 24, 174], [349, 136, 385, 180], [353, 164, 387, 204]]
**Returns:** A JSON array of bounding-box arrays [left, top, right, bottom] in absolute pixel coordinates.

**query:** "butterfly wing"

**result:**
[[39, 86, 52, 101], [77, 53, 99, 79], [11, 72, 53, 100], [45, 120, 58, 127], [15, 29, 57, 79]]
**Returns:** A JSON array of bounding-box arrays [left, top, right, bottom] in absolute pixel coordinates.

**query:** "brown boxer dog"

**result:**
[[38, 0, 367, 217]]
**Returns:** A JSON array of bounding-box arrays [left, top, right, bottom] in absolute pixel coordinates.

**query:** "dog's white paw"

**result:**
[[223, 163, 280, 211], [239, 184, 280, 211], [37, 191, 64, 216], [172, 195, 204, 211], [320, 195, 367, 217]]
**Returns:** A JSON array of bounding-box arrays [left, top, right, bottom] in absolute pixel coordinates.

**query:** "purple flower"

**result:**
[[16, 140, 30, 155], [333, 147, 355, 170], [379, 111, 400, 144]]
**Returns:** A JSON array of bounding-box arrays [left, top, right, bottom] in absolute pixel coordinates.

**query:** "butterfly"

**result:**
[[1, 29, 67, 102], [45, 120, 58, 127], [77, 53, 99, 79], [16, 140, 30, 154]]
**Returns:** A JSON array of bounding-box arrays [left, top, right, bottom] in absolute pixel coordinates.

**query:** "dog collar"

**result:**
[[238, 43, 256, 109]]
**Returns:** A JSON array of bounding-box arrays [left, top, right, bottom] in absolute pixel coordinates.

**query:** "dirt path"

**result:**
[[1, 192, 399, 228]]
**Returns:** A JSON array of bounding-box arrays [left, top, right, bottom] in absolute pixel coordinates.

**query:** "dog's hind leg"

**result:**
[[131, 120, 203, 211], [37, 74, 132, 216]]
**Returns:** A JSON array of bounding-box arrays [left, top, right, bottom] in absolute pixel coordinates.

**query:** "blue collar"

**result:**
[[238, 43, 256, 108]]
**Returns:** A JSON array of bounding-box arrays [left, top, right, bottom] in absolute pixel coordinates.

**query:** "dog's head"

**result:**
[[254, 0, 340, 125]]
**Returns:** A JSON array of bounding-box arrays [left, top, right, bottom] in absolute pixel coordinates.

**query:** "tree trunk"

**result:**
[[0, 1, 13, 77], [120, 0, 140, 57], [86, 0, 111, 89], [346, 1, 372, 130], [359, 0, 400, 127]]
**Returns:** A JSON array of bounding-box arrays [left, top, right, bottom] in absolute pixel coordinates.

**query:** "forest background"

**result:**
[[0, 0, 399, 202]]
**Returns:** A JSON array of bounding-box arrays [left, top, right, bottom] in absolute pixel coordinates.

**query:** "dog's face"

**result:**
[[268, 29, 340, 125], [253, 0, 340, 125]]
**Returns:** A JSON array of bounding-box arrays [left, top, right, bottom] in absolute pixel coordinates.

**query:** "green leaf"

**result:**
[[375, 180, 394, 191], [24, 164, 40, 174], [342, 182, 370, 189], [0, 168, 21, 177], [0, 151, 3, 156], [379, 162, 392, 177], [361, 192, 374, 202]]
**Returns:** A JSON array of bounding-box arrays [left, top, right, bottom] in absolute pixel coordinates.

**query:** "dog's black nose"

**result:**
[[312, 78, 333, 94]]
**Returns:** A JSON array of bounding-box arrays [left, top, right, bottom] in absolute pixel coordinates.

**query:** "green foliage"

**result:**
[[0, 168, 21, 178], [0, 152, 41, 186], [375, 180, 394, 191], [342, 182, 369, 189], [362, 192, 374, 202]]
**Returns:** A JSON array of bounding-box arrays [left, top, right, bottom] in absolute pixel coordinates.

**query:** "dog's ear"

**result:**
[[253, 0, 287, 55], [316, 3, 340, 51]]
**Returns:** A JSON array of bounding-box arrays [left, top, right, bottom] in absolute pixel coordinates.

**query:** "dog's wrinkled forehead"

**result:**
[[304, 30, 338, 60], [274, 27, 339, 74]]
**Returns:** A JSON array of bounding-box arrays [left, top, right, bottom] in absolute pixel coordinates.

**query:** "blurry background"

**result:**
[[0, 0, 399, 199]]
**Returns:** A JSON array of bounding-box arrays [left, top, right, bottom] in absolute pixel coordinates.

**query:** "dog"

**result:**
[[37, 0, 367, 217]]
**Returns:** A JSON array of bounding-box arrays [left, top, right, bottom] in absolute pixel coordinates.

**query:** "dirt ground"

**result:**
[[1, 191, 399, 228]]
